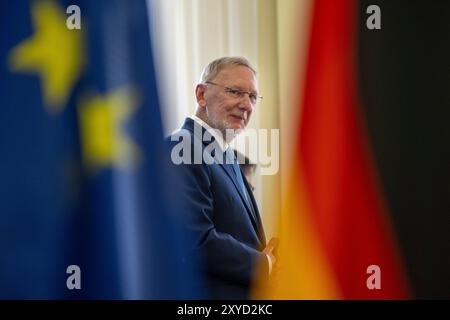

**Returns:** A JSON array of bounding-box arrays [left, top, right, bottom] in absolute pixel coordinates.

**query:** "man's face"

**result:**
[[200, 65, 258, 135]]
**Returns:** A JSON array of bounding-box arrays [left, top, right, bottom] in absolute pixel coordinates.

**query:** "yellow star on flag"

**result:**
[[77, 87, 142, 171], [8, 0, 84, 113]]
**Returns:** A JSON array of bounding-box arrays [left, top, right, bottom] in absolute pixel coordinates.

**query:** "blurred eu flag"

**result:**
[[0, 0, 199, 299]]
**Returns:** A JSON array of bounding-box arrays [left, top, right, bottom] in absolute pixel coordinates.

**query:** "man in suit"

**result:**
[[168, 57, 277, 299]]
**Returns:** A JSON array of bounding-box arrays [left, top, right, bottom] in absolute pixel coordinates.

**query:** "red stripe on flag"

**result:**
[[298, 0, 410, 299]]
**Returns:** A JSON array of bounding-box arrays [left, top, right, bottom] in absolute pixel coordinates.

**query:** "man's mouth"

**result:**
[[230, 114, 245, 121]]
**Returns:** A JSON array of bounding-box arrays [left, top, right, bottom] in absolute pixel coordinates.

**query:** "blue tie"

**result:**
[[225, 148, 249, 204]]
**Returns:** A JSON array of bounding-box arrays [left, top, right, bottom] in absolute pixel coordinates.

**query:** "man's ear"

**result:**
[[195, 84, 207, 107]]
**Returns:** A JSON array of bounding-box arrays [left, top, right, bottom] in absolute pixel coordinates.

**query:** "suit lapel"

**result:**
[[243, 175, 266, 246], [218, 163, 259, 229]]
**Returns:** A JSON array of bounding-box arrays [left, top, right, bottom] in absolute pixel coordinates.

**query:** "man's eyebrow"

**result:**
[[229, 85, 258, 94]]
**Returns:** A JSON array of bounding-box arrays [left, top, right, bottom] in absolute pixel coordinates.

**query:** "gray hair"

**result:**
[[199, 56, 257, 83]]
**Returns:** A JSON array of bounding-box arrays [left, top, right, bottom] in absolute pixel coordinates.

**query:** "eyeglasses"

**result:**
[[205, 81, 263, 105]]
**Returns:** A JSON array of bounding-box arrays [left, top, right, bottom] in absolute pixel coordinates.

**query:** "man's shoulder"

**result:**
[[165, 117, 196, 143], [165, 119, 224, 168], [165, 127, 216, 169], [166, 127, 191, 139], [165, 127, 196, 148]]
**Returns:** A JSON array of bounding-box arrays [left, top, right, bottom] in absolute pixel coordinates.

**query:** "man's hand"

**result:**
[[262, 237, 279, 275]]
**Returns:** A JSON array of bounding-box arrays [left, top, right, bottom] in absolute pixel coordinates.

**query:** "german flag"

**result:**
[[255, 0, 450, 299]]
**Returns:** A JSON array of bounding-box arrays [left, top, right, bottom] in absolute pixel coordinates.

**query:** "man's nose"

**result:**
[[238, 94, 253, 110]]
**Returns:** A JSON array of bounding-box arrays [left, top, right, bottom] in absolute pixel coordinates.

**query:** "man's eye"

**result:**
[[226, 88, 242, 96]]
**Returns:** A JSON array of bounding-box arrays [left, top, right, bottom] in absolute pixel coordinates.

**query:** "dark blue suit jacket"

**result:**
[[168, 118, 268, 299]]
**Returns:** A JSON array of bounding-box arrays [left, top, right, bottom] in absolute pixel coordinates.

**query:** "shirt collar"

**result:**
[[189, 115, 229, 152]]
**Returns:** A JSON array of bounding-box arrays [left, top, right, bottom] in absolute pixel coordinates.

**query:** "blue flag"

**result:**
[[0, 0, 200, 299]]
